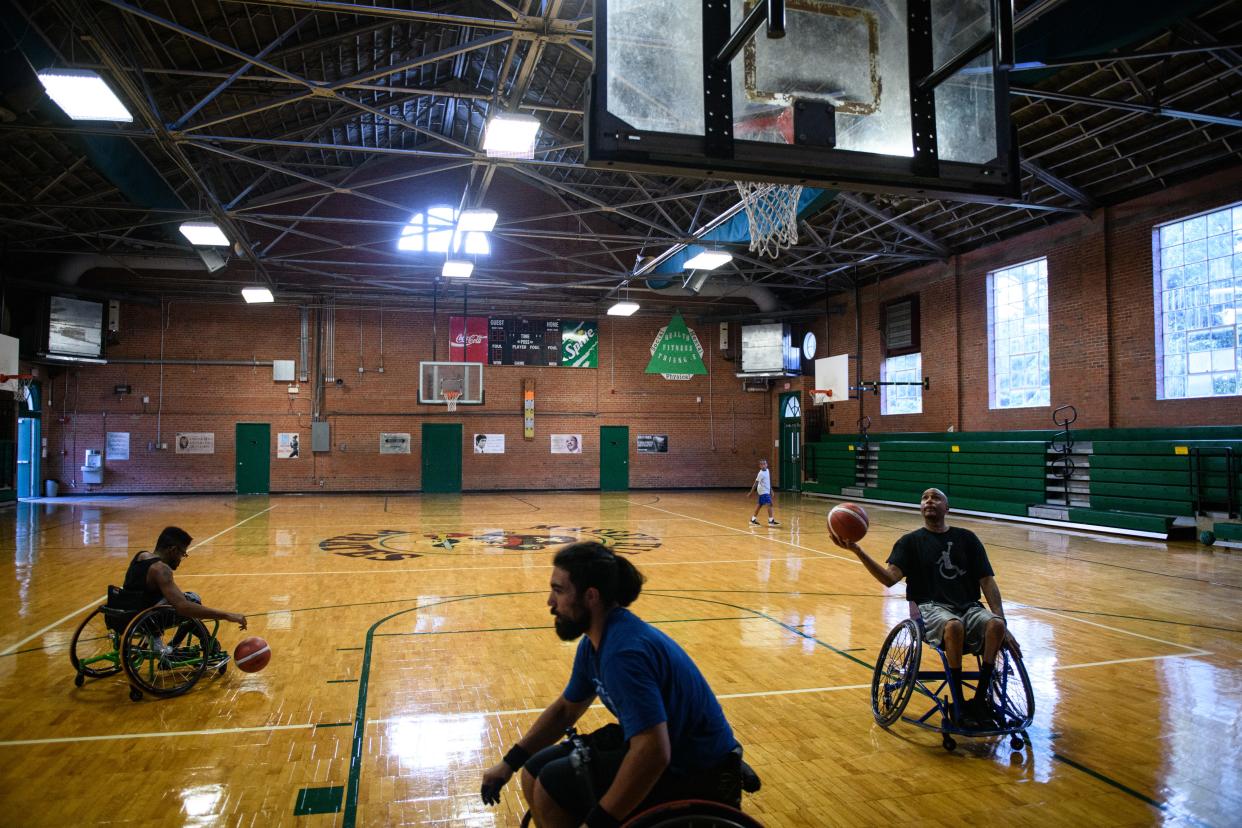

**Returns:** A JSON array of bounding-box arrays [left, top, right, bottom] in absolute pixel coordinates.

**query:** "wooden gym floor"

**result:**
[[0, 491, 1238, 827]]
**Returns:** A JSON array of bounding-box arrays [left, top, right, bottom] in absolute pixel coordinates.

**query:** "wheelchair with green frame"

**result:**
[[69, 585, 230, 702], [871, 603, 1034, 752]]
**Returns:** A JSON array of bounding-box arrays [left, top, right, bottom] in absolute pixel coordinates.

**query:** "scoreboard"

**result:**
[[488, 318, 562, 366]]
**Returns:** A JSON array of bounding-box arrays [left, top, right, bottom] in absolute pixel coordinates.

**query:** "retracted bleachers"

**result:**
[[801, 426, 1242, 537]]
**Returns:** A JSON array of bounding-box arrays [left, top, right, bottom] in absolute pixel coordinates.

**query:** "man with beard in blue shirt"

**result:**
[[479, 542, 742, 827]]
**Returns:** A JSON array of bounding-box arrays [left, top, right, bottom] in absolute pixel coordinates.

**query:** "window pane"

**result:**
[[988, 258, 1049, 409], [882, 353, 922, 415]]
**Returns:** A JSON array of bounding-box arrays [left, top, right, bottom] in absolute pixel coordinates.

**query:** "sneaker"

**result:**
[[768, 519, 781, 526], [749, 517, 759, 526]]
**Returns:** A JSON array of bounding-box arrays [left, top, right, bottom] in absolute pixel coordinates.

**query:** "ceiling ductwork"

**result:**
[[645, 276, 780, 313]]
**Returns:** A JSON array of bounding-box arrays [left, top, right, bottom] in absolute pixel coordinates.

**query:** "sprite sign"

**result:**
[[561, 321, 598, 368]]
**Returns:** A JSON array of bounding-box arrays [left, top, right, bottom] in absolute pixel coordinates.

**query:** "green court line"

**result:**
[[1052, 753, 1166, 809], [336, 646, 364, 651], [314, 722, 352, 729], [327, 679, 358, 684]]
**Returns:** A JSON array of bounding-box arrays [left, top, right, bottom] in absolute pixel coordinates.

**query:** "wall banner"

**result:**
[[380, 433, 411, 454], [176, 433, 214, 454]]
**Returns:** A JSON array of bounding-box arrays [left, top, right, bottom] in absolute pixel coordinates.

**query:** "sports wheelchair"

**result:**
[[870, 604, 1034, 752], [516, 728, 765, 827], [69, 586, 230, 702]]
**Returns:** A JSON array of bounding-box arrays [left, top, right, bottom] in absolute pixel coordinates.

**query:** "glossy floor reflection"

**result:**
[[0, 492, 1239, 827]]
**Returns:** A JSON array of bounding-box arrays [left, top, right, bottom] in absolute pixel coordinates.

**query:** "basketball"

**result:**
[[828, 503, 869, 544], [234, 636, 271, 673]]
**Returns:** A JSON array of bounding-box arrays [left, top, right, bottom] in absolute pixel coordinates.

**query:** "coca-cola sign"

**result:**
[[449, 316, 489, 362]]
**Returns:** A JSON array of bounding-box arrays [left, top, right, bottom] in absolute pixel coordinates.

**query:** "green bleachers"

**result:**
[[802, 426, 1242, 536]]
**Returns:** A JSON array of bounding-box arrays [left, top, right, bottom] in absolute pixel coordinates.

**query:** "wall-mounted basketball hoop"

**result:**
[[442, 389, 461, 413]]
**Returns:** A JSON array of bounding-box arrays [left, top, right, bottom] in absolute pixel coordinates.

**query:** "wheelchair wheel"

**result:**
[[871, 618, 921, 727], [621, 800, 764, 828], [69, 606, 123, 680], [987, 642, 1034, 729], [120, 607, 209, 698]]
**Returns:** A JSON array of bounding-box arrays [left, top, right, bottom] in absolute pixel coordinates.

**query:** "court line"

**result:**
[[0, 504, 277, 657], [191, 557, 813, 577], [0, 722, 315, 747], [628, 500, 861, 564], [1024, 605, 1209, 652], [5, 647, 1215, 749]]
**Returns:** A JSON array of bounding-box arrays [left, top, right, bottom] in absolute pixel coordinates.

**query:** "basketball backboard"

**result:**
[[814, 354, 849, 402], [419, 361, 484, 405], [587, 0, 1019, 203]]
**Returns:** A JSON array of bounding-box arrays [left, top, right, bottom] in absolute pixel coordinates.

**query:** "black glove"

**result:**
[[480, 780, 503, 806]]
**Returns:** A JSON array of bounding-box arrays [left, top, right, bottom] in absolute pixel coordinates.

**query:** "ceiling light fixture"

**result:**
[[607, 301, 640, 316], [683, 250, 733, 270], [37, 69, 132, 122], [179, 221, 230, 246], [442, 260, 473, 278], [456, 208, 499, 233], [241, 287, 274, 303], [482, 113, 540, 159]]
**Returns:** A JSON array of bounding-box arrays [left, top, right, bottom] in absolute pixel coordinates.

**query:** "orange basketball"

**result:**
[[828, 502, 869, 543], [234, 636, 271, 673]]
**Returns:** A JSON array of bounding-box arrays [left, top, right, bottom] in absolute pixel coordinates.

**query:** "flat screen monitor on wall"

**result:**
[[46, 296, 104, 359]]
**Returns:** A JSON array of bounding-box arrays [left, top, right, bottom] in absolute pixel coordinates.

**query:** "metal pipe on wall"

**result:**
[[109, 358, 276, 367], [299, 306, 309, 382]]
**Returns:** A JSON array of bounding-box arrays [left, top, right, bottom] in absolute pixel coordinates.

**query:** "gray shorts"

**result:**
[[917, 602, 1000, 654]]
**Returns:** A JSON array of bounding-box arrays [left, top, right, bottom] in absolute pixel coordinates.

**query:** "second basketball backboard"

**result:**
[[587, 0, 1019, 203]]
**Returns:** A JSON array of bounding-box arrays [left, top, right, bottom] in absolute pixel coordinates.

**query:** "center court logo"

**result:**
[[318, 524, 662, 562]]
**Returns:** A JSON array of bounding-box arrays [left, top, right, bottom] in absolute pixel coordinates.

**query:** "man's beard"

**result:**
[[553, 603, 589, 641]]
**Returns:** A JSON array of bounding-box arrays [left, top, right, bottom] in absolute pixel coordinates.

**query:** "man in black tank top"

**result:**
[[829, 488, 1019, 729], [122, 527, 247, 630]]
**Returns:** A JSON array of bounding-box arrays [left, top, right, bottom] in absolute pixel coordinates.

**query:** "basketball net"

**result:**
[[442, 389, 461, 413], [735, 181, 802, 258]]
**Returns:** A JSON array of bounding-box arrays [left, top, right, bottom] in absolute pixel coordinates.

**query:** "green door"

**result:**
[[235, 423, 270, 494], [778, 393, 802, 492], [600, 426, 629, 491], [421, 423, 462, 493]]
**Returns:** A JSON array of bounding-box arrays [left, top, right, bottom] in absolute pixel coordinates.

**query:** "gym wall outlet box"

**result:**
[[273, 360, 295, 382], [311, 421, 330, 452], [114, 384, 132, 394], [288, 385, 299, 394]]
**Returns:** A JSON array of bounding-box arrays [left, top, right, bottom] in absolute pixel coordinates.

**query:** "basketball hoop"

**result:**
[[442, 389, 461, 413], [811, 389, 833, 406], [735, 180, 802, 258]]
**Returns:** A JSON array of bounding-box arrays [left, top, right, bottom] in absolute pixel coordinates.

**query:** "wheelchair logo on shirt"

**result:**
[[318, 524, 662, 562], [938, 541, 967, 580]]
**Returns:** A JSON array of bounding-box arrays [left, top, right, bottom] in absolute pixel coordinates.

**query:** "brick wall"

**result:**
[[822, 166, 1242, 434], [41, 304, 780, 493]]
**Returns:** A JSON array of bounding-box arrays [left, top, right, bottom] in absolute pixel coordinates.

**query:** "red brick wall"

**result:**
[[823, 166, 1242, 434], [42, 305, 780, 493]]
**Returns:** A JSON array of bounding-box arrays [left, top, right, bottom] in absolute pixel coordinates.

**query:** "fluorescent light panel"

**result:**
[[241, 287, 274, 303], [456, 208, 498, 233], [179, 221, 230, 246], [482, 113, 540, 158], [607, 301, 640, 316], [442, 260, 473, 278], [683, 250, 733, 270], [37, 69, 132, 122]]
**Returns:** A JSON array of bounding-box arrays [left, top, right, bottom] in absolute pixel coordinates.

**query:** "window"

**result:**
[[987, 257, 1050, 409], [881, 352, 922, 415], [1154, 202, 1241, 400], [397, 206, 491, 254]]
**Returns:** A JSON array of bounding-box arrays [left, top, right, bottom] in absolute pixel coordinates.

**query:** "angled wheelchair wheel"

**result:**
[[988, 642, 1034, 730], [70, 606, 123, 680], [871, 618, 921, 727], [621, 800, 764, 828], [121, 607, 209, 698]]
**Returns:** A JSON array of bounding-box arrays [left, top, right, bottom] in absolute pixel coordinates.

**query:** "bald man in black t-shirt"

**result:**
[[829, 488, 1019, 728]]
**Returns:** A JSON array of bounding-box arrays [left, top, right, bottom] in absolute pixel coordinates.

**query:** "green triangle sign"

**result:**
[[645, 312, 707, 375]]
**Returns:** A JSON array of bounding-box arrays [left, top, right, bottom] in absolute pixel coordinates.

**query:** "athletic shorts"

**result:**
[[525, 724, 742, 821], [917, 602, 1000, 654], [757, 493, 772, 506]]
